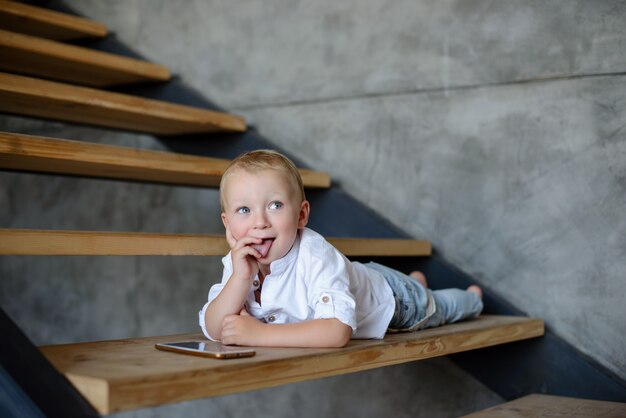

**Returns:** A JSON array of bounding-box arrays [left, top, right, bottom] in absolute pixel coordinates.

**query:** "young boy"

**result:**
[[199, 150, 483, 348]]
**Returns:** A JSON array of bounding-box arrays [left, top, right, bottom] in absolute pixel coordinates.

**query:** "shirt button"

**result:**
[[252, 280, 260, 287], [321, 296, 330, 303], [267, 315, 276, 322]]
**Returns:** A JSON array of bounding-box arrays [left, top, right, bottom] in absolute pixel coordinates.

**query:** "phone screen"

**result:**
[[155, 340, 256, 359], [168, 341, 210, 350]]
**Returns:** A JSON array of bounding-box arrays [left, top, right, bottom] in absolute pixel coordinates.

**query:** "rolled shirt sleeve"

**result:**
[[306, 242, 357, 334], [198, 301, 216, 341]]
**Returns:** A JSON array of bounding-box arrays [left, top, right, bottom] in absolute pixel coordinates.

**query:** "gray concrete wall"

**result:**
[[1, 0, 624, 416], [64, 0, 626, 109]]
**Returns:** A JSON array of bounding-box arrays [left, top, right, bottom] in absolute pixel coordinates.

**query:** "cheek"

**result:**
[[225, 218, 247, 239]]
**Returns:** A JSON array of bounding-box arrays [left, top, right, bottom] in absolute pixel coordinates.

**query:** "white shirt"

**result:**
[[199, 228, 395, 340]]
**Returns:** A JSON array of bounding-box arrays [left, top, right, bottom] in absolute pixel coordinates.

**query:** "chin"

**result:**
[[261, 251, 283, 265], [258, 254, 275, 264]]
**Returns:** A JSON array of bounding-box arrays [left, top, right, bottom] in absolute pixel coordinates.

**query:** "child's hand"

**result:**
[[221, 314, 265, 346], [227, 228, 263, 282]]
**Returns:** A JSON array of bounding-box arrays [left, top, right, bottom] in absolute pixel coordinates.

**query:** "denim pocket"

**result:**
[[391, 285, 417, 329]]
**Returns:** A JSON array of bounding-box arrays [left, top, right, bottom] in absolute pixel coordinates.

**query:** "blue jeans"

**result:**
[[365, 262, 483, 331]]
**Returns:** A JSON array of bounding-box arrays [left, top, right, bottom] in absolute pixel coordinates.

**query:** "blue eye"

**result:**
[[236, 207, 250, 214], [269, 201, 283, 210]]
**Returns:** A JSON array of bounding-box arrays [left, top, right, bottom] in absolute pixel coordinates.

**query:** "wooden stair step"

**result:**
[[0, 72, 246, 135], [0, 131, 331, 188], [0, 229, 432, 257], [0, 29, 171, 87], [40, 315, 544, 414], [0, 0, 107, 41], [462, 394, 626, 418]]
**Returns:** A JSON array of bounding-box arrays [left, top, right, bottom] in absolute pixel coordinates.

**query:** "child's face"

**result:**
[[221, 168, 309, 267]]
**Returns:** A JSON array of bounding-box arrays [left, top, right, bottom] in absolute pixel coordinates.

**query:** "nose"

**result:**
[[253, 210, 270, 229]]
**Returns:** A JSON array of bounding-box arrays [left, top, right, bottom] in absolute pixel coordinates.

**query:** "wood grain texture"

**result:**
[[39, 315, 544, 414], [0, 229, 431, 256], [0, 0, 107, 40], [0, 72, 246, 134], [462, 393, 626, 418], [0, 131, 331, 188], [0, 29, 170, 86]]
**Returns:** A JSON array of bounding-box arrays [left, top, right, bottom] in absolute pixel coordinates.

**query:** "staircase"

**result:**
[[0, 2, 545, 416]]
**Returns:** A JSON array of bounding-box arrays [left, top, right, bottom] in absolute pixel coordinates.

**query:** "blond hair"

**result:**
[[220, 150, 306, 210]]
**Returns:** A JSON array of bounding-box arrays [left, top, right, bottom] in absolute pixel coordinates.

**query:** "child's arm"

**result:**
[[204, 273, 251, 340], [220, 315, 352, 348], [204, 233, 265, 340]]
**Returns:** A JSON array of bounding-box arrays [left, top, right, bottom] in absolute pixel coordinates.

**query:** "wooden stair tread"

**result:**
[[0, 229, 432, 256], [462, 394, 626, 418], [0, 131, 330, 188], [0, 72, 246, 135], [0, 0, 107, 40], [0, 29, 171, 86], [39, 315, 544, 414]]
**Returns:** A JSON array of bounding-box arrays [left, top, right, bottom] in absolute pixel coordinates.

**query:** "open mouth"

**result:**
[[252, 238, 274, 258]]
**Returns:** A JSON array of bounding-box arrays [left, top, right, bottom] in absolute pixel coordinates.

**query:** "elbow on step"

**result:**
[[328, 322, 352, 348]]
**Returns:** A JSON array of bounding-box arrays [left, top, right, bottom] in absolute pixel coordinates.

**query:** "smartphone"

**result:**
[[155, 340, 256, 359]]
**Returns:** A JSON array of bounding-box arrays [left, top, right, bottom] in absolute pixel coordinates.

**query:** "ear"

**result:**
[[222, 212, 238, 249], [298, 200, 310, 229]]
